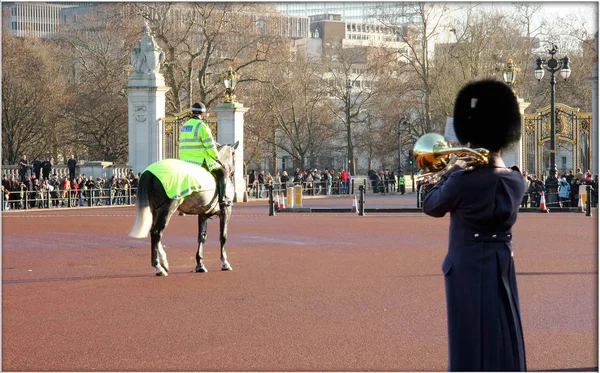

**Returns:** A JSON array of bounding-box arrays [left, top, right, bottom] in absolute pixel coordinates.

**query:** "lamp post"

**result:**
[[396, 118, 402, 192], [346, 83, 355, 176], [397, 117, 408, 192], [222, 67, 239, 103], [534, 45, 571, 200]]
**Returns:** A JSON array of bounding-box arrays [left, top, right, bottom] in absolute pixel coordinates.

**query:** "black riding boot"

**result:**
[[212, 168, 231, 209]]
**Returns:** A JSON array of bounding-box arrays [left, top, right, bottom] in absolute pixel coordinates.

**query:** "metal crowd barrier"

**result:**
[[1, 187, 138, 211]]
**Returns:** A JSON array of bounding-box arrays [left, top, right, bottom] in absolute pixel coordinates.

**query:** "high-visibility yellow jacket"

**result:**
[[178, 117, 219, 171], [398, 175, 406, 185]]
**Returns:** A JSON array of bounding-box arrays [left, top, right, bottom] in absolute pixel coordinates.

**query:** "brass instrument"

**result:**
[[413, 133, 489, 185]]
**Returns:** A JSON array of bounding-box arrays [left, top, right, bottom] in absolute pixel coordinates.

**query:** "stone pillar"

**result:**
[[214, 102, 249, 203], [502, 96, 530, 170], [127, 25, 170, 174]]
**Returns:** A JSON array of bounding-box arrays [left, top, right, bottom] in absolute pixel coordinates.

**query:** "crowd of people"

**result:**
[[1, 155, 139, 210], [522, 168, 598, 208], [247, 167, 410, 198], [247, 167, 355, 197]]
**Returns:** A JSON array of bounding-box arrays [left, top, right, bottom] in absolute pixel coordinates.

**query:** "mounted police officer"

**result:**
[[178, 102, 231, 209]]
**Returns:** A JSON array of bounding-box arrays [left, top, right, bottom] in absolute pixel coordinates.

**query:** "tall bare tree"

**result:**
[[57, 4, 139, 163], [246, 56, 337, 170], [135, 2, 288, 113], [2, 32, 66, 165]]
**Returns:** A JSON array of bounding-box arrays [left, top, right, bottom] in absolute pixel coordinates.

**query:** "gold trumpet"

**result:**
[[413, 133, 489, 184]]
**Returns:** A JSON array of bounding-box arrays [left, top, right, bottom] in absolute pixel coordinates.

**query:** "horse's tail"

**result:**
[[129, 171, 153, 238]]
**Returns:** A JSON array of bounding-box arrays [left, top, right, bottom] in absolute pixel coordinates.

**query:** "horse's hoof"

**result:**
[[221, 263, 233, 271], [155, 266, 168, 276], [195, 265, 208, 273]]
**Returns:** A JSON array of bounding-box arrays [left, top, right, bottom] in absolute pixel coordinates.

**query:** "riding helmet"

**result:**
[[191, 102, 206, 113], [453, 79, 521, 152]]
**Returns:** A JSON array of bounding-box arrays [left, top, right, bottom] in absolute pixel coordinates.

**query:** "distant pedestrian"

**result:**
[[398, 171, 406, 195]]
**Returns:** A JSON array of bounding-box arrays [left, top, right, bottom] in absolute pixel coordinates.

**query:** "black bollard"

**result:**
[[586, 185, 592, 216], [358, 185, 365, 216], [268, 183, 276, 216]]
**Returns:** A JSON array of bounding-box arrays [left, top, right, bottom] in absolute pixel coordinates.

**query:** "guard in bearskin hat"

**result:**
[[423, 79, 526, 371]]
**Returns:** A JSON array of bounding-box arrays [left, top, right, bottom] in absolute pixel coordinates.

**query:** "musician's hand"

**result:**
[[454, 159, 468, 169]]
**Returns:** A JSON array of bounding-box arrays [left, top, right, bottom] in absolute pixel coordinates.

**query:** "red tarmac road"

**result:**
[[1, 194, 598, 371]]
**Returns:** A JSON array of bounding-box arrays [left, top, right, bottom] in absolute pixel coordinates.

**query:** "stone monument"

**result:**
[[215, 101, 249, 203], [127, 24, 170, 174]]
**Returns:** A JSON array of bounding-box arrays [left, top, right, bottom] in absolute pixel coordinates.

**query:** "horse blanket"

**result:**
[[144, 158, 215, 199]]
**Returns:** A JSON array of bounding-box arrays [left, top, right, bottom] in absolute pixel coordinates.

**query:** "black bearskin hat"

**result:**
[[453, 79, 521, 152]]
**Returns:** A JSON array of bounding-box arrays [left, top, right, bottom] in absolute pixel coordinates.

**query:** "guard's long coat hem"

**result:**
[[423, 158, 527, 372]]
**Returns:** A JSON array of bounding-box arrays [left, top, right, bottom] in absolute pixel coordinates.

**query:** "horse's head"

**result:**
[[217, 141, 239, 180]]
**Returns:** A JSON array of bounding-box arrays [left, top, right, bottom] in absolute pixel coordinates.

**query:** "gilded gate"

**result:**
[[522, 103, 592, 178], [159, 109, 217, 159]]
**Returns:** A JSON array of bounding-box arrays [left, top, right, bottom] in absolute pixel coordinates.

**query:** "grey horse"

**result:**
[[129, 142, 238, 276]]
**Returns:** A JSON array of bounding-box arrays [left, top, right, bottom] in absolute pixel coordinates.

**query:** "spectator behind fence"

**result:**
[[41, 158, 52, 180], [339, 169, 349, 194], [398, 171, 406, 195], [18, 154, 30, 182], [70, 178, 78, 207], [326, 169, 333, 195], [521, 171, 530, 207], [265, 172, 273, 192], [2, 175, 10, 209], [32, 159, 42, 180], [257, 170, 265, 198], [293, 168, 302, 185], [67, 155, 77, 181], [9, 176, 19, 209], [558, 174, 571, 207], [280, 171, 290, 193], [131, 173, 139, 197], [248, 169, 256, 196]]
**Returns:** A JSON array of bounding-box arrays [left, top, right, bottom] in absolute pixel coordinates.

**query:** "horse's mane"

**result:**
[[216, 143, 236, 172]]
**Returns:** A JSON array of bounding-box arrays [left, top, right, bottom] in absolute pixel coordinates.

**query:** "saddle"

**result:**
[[145, 159, 216, 199]]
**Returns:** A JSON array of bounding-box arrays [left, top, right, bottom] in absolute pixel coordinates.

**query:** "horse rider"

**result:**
[[178, 102, 231, 209]]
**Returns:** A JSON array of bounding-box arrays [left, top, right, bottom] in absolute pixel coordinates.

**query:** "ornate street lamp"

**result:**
[[501, 58, 520, 92], [534, 45, 571, 198], [222, 67, 239, 103]]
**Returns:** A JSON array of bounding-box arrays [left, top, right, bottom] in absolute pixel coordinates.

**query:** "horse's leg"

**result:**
[[195, 215, 208, 273], [150, 206, 173, 276], [220, 206, 233, 271], [150, 200, 180, 276]]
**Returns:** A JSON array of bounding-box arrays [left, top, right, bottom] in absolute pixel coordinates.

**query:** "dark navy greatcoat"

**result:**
[[423, 156, 526, 372]]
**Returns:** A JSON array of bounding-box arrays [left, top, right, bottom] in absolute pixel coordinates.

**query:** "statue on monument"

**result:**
[[130, 24, 165, 74]]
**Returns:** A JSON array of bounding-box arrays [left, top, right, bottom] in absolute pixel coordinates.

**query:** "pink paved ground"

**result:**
[[1, 195, 598, 371]]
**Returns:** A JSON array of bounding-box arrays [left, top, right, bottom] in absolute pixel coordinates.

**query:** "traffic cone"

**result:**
[[577, 194, 584, 213], [351, 194, 358, 213], [279, 192, 286, 210], [538, 191, 549, 213], [274, 192, 280, 212]]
